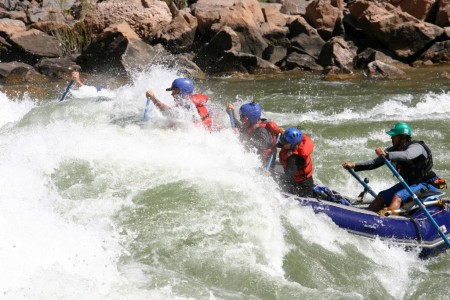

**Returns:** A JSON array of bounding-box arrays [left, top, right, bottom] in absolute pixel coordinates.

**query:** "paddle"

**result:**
[[347, 168, 378, 198], [382, 156, 450, 247], [228, 110, 235, 129], [265, 133, 280, 172], [59, 80, 74, 102], [143, 97, 151, 120]]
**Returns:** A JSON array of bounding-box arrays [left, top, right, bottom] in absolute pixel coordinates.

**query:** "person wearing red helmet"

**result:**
[[146, 78, 212, 130], [277, 127, 315, 197], [226, 102, 281, 169]]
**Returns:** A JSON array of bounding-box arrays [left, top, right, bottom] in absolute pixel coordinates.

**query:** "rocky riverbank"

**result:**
[[1, 0, 450, 84]]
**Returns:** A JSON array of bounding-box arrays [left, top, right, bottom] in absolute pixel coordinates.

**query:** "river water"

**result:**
[[1, 65, 450, 299]]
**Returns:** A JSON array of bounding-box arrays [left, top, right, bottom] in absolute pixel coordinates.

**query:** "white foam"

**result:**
[[0, 91, 35, 128]]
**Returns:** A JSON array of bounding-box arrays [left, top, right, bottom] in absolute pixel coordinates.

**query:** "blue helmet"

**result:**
[[282, 128, 303, 149], [166, 78, 194, 97], [239, 102, 262, 124]]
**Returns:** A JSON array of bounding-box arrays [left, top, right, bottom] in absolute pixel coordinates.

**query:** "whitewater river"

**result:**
[[1, 65, 450, 299]]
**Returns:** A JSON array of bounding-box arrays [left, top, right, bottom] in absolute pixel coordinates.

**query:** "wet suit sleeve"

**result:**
[[354, 146, 396, 171], [354, 156, 385, 171], [387, 143, 426, 161]]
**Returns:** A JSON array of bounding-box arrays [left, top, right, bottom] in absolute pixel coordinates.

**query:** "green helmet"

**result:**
[[386, 122, 412, 136]]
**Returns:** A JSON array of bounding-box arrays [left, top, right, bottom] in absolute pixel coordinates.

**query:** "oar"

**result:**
[[382, 156, 450, 247], [265, 133, 280, 171], [347, 168, 378, 198], [228, 110, 235, 129], [143, 97, 151, 120], [59, 80, 74, 102]]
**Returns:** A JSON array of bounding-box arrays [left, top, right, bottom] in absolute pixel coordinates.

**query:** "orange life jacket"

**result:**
[[190, 94, 212, 129], [279, 134, 314, 182], [244, 120, 280, 162]]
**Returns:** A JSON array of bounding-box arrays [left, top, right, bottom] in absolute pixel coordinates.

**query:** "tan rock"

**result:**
[[390, 0, 435, 21], [436, 0, 450, 27], [88, 1, 172, 40], [193, 0, 264, 34], [262, 5, 286, 27], [0, 19, 26, 37], [305, 0, 341, 41]]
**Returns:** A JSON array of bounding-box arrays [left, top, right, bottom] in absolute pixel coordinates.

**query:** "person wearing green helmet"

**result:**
[[342, 122, 443, 213]]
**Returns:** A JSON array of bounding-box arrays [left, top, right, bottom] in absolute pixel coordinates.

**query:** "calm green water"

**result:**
[[1, 65, 450, 299]]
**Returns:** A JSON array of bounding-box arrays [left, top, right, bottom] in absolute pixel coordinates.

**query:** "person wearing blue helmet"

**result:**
[[343, 122, 444, 214], [276, 127, 315, 197], [146, 78, 213, 130], [226, 101, 281, 168]]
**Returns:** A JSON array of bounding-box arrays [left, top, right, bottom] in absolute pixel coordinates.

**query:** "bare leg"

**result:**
[[387, 195, 402, 211]]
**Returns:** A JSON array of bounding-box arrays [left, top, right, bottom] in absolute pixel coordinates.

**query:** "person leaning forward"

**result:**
[[146, 78, 213, 131], [342, 122, 444, 213], [276, 127, 315, 198], [226, 102, 281, 168]]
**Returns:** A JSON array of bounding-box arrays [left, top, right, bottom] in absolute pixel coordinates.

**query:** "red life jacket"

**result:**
[[190, 94, 212, 129], [279, 134, 314, 182], [245, 120, 280, 161]]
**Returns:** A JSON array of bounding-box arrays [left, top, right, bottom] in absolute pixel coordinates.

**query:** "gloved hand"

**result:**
[[379, 208, 398, 217]]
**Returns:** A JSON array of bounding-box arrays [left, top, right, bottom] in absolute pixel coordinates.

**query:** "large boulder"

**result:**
[[192, 0, 264, 38], [349, 0, 444, 60], [288, 16, 325, 59], [367, 60, 406, 78], [305, 0, 342, 41], [390, 0, 437, 22], [435, 0, 450, 27], [211, 2, 268, 58], [8, 29, 61, 64], [262, 45, 288, 64], [280, 0, 310, 15], [354, 48, 407, 69], [0, 18, 26, 36], [0, 7, 27, 22], [262, 5, 286, 27], [318, 36, 356, 73], [193, 25, 277, 74], [87, 1, 172, 41], [281, 52, 323, 71], [193, 26, 241, 73], [77, 22, 169, 74], [157, 11, 198, 53], [209, 50, 279, 74], [0, 61, 42, 82], [36, 57, 80, 78], [418, 40, 450, 63], [260, 21, 289, 46]]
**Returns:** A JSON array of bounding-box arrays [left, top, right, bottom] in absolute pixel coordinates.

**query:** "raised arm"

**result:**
[[146, 89, 171, 112]]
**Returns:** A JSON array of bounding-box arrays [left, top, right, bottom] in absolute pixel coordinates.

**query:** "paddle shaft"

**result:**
[[266, 134, 280, 171], [59, 80, 74, 102], [347, 168, 377, 198], [228, 110, 235, 129], [143, 97, 151, 120], [383, 157, 450, 247]]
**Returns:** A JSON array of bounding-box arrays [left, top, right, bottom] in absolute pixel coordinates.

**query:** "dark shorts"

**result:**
[[285, 176, 315, 198], [379, 182, 439, 205]]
